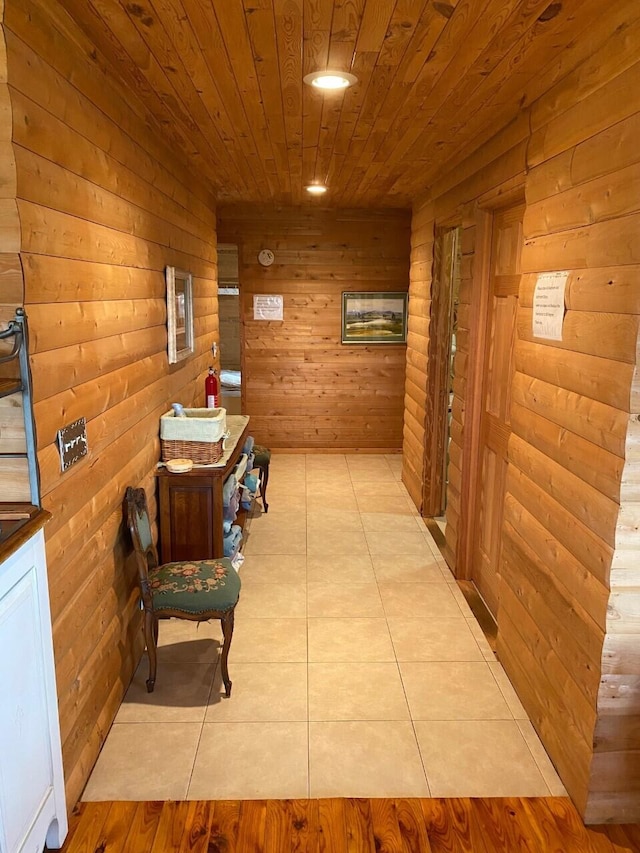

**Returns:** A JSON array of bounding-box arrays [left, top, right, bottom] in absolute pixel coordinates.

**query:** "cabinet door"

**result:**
[[0, 530, 67, 851], [160, 477, 221, 561]]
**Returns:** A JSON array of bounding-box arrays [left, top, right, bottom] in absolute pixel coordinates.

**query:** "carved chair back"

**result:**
[[124, 486, 160, 612]]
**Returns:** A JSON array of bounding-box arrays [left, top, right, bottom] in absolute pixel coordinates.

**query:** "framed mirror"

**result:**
[[166, 266, 194, 363]]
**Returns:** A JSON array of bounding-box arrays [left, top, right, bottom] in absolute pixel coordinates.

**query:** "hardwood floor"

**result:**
[[53, 798, 640, 852]]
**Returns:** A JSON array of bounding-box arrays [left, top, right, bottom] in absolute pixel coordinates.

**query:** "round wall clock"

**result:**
[[257, 248, 275, 267]]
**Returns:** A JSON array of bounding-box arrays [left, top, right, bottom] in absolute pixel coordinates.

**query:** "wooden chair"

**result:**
[[253, 444, 271, 513], [124, 486, 241, 696]]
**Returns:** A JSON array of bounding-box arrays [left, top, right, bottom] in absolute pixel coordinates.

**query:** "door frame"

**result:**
[[422, 224, 461, 518], [455, 183, 525, 581], [216, 241, 244, 413]]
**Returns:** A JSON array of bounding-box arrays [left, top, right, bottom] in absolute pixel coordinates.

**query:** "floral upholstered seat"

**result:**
[[124, 486, 241, 697], [149, 559, 240, 614]]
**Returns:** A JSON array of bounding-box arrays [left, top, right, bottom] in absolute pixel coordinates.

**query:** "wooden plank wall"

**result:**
[[408, 8, 640, 823], [218, 206, 410, 450], [401, 202, 433, 510], [0, 0, 28, 500], [507, 30, 640, 822], [0, 0, 19, 315], [4, 0, 218, 808], [596, 339, 640, 822]]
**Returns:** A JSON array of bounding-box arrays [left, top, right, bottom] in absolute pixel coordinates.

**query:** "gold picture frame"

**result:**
[[341, 291, 408, 344], [166, 266, 194, 364]]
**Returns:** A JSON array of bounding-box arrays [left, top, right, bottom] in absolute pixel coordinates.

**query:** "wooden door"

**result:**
[[471, 202, 524, 617]]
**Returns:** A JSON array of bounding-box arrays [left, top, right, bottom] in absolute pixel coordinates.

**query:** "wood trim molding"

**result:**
[[456, 206, 492, 580], [422, 225, 458, 518], [455, 177, 526, 579], [476, 172, 527, 210]]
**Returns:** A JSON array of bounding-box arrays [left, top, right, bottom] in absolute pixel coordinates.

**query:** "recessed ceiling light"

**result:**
[[305, 183, 328, 195], [303, 71, 357, 90]]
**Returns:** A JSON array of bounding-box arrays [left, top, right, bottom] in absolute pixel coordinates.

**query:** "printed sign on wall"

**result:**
[[532, 271, 568, 341], [253, 295, 284, 321]]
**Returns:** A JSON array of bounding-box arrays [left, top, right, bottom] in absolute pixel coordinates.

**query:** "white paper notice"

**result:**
[[532, 271, 568, 341], [253, 295, 284, 321]]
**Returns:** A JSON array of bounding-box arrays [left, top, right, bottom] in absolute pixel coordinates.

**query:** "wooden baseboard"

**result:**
[[424, 517, 446, 549], [458, 580, 498, 651], [424, 517, 497, 652]]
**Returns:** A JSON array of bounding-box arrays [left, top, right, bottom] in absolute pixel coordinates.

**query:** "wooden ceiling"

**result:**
[[58, 0, 605, 208]]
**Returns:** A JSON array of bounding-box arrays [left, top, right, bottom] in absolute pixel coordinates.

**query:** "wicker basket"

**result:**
[[160, 408, 227, 464]]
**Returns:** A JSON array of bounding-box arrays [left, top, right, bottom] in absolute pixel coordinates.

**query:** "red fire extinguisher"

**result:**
[[205, 366, 219, 409]]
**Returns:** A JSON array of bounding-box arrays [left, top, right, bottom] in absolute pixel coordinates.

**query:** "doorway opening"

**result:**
[[217, 243, 241, 414]]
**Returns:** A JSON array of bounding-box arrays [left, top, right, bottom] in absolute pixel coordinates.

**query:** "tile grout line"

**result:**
[[369, 457, 432, 797], [514, 718, 559, 796], [399, 490, 435, 796], [185, 657, 216, 800], [304, 454, 311, 798], [485, 660, 555, 797]]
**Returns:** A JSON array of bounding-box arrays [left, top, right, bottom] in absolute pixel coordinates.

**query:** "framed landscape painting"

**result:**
[[341, 291, 408, 344]]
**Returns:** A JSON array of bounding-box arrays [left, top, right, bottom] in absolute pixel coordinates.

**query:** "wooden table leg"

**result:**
[[257, 462, 269, 513]]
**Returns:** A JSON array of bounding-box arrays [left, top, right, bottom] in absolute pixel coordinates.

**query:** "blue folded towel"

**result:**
[[243, 435, 255, 456], [239, 473, 259, 511], [223, 524, 242, 558], [222, 473, 237, 507], [224, 487, 240, 525], [244, 473, 258, 493]]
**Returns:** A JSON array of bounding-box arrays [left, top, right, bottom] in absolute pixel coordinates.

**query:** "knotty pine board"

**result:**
[[407, 42, 640, 824], [218, 205, 410, 451], [57, 798, 640, 852], [4, 0, 218, 810], [402, 201, 434, 513], [0, 8, 26, 497]]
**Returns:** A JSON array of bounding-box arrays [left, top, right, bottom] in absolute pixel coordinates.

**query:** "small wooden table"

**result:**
[[157, 416, 250, 563]]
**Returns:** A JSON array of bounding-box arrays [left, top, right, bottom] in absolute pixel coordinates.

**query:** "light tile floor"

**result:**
[[82, 453, 568, 801]]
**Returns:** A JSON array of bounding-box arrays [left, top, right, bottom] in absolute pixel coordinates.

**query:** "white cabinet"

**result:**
[[0, 522, 67, 852]]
